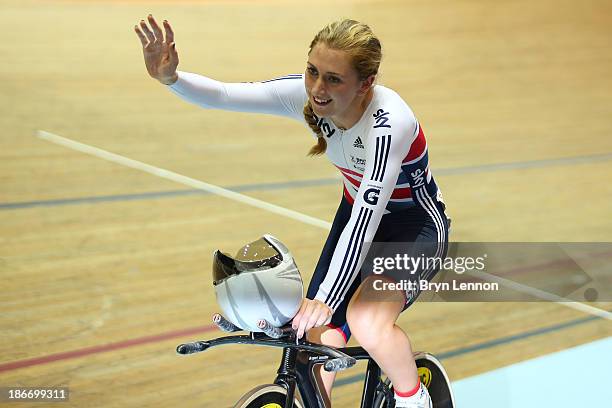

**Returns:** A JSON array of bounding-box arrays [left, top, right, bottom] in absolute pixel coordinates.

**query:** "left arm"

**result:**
[[292, 108, 418, 338], [313, 115, 418, 312]]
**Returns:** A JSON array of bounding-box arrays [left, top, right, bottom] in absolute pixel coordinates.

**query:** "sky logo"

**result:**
[[373, 109, 391, 129]]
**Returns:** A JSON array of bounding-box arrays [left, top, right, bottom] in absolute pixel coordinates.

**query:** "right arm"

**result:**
[[168, 72, 306, 120], [135, 15, 306, 120]]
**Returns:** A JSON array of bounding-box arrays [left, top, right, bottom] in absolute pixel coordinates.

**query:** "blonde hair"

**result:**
[[304, 19, 382, 155]]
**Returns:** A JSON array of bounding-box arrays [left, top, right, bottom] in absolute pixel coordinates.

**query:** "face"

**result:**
[[305, 43, 371, 121]]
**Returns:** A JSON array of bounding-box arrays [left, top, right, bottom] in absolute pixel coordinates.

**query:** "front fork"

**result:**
[[361, 359, 396, 408], [373, 378, 395, 408], [274, 346, 328, 408], [274, 347, 393, 408], [273, 347, 299, 408]]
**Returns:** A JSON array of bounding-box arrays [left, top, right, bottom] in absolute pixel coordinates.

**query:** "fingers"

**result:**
[[136, 16, 176, 51], [292, 300, 332, 339], [315, 310, 331, 327], [168, 41, 179, 64], [296, 301, 315, 339], [139, 19, 156, 44], [292, 299, 308, 329], [148, 14, 164, 42], [305, 309, 323, 335], [134, 25, 148, 47], [164, 20, 175, 44], [312, 301, 332, 327]]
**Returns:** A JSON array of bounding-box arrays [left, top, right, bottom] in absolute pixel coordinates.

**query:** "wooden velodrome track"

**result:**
[[1, 0, 611, 406]]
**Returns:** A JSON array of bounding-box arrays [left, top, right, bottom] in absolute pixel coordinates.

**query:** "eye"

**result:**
[[327, 76, 341, 84], [307, 66, 318, 76]]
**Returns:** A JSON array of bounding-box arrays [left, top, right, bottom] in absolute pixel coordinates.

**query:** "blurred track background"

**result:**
[[1, 0, 611, 406]]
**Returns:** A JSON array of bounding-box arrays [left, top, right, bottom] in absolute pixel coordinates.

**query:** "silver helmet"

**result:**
[[212, 235, 303, 332]]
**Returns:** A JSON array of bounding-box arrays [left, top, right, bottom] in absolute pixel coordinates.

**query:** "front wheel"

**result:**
[[233, 384, 304, 408], [414, 352, 455, 408]]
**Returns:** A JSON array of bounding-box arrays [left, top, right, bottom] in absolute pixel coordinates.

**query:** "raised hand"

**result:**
[[134, 15, 179, 85]]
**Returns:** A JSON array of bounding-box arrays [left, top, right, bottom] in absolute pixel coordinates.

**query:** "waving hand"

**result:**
[[134, 15, 179, 85]]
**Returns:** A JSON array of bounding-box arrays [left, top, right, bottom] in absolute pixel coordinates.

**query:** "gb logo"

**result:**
[[363, 187, 381, 205]]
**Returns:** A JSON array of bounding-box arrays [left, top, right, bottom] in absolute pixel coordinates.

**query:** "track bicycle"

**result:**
[[177, 314, 455, 407]]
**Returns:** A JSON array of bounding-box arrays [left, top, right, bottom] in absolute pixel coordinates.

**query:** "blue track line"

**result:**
[[2, 152, 612, 210], [434, 152, 612, 175], [0, 178, 339, 210]]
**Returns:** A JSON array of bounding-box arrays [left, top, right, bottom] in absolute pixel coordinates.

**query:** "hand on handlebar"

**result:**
[[134, 14, 179, 85], [291, 298, 332, 339]]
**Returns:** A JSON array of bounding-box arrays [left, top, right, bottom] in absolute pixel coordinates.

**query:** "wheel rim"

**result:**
[[233, 384, 303, 408]]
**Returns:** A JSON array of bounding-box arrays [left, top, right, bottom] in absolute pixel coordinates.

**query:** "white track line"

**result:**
[[37, 130, 611, 321], [36, 130, 331, 230], [468, 270, 611, 320]]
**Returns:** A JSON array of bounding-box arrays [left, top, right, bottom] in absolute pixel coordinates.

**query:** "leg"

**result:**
[[306, 325, 346, 408], [347, 199, 449, 393], [346, 275, 420, 393]]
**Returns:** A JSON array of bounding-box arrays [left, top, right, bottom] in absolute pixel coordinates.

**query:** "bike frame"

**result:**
[[189, 332, 392, 408], [276, 345, 388, 408]]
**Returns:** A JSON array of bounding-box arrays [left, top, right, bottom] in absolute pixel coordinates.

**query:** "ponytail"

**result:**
[[303, 101, 327, 155]]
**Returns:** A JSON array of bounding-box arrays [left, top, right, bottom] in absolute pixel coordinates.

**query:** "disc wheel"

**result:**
[[233, 384, 303, 408]]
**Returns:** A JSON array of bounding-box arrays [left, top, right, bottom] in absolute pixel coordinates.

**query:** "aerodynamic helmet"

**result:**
[[212, 235, 303, 332]]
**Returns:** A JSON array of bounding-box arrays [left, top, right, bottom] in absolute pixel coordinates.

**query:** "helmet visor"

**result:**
[[212, 237, 283, 285]]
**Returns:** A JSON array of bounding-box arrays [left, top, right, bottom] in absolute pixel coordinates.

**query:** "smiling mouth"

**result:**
[[313, 96, 332, 106]]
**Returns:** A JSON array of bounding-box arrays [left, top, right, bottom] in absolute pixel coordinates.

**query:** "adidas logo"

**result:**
[[353, 137, 364, 149]]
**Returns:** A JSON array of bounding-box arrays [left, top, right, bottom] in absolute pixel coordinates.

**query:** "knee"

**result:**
[[346, 302, 391, 351]]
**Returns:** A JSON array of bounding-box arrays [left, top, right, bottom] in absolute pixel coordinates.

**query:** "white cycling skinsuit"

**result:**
[[168, 71, 447, 316]]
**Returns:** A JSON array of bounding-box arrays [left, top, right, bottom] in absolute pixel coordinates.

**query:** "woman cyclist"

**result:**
[[135, 15, 449, 408]]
